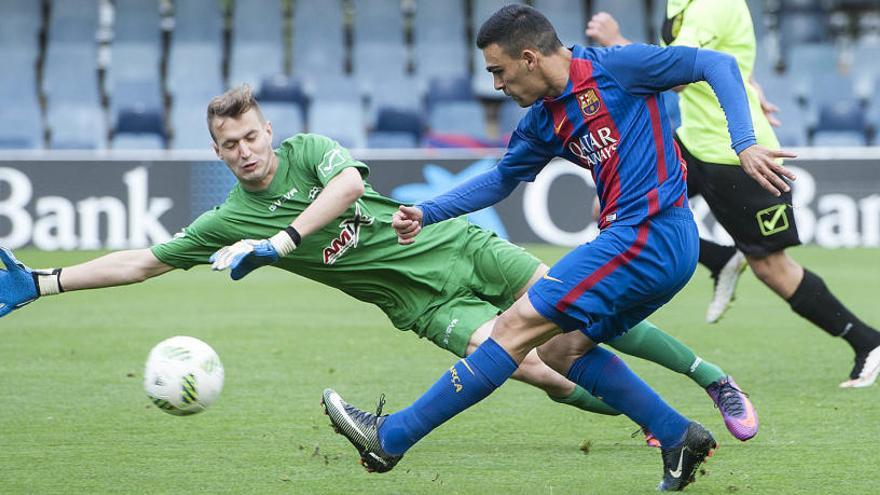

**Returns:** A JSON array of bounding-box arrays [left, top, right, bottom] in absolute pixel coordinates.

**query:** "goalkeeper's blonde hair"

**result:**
[[206, 84, 266, 141]]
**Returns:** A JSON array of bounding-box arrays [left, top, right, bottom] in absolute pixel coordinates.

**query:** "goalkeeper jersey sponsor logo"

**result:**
[[322, 203, 374, 264], [318, 147, 347, 177], [268, 187, 298, 212]]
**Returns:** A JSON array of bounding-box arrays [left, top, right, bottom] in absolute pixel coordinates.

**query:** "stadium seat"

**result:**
[[308, 101, 367, 149], [780, 11, 830, 47], [353, 44, 408, 94], [811, 131, 866, 146], [771, 93, 813, 147], [114, 107, 166, 149], [108, 45, 162, 89], [168, 0, 224, 100], [0, 0, 42, 54], [110, 79, 164, 118], [292, 0, 346, 76], [532, 0, 587, 46], [167, 44, 224, 102], [170, 102, 213, 150], [813, 100, 868, 138], [171, 0, 224, 44], [373, 107, 424, 142], [414, 43, 469, 82], [353, 0, 405, 46], [230, 0, 284, 88], [258, 75, 308, 107], [367, 131, 419, 148], [260, 102, 305, 147], [367, 75, 424, 115], [114, 0, 162, 44], [229, 43, 284, 90], [232, 0, 283, 45], [112, 134, 165, 150], [427, 74, 474, 106], [304, 75, 363, 106], [49, 104, 108, 150], [473, 0, 525, 26], [429, 101, 487, 138], [413, 0, 468, 80], [43, 42, 100, 106], [352, 0, 407, 94], [0, 49, 38, 105], [0, 102, 43, 149]]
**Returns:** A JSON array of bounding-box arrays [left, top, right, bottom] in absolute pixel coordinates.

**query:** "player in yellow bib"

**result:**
[[0, 85, 754, 443], [587, 0, 880, 388]]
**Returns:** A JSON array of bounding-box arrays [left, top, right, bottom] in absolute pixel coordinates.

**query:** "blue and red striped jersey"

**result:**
[[417, 44, 755, 230], [501, 44, 703, 229]]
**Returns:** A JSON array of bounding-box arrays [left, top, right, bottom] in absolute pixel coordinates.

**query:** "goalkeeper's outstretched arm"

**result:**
[[0, 248, 173, 318], [60, 249, 174, 291]]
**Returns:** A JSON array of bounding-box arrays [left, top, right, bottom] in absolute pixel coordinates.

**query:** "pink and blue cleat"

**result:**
[[706, 376, 758, 441]]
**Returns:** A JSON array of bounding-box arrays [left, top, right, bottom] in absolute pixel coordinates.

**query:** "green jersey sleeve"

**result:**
[[150, 209, 236, 270], [278, 134, 369, 186]]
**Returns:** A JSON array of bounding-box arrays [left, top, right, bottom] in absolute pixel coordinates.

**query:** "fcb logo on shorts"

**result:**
[[578, 89, 601, 117]]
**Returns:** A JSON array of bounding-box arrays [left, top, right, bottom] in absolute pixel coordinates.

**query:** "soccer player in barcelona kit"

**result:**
[[321, 5, 794, 491], [0, 86, 753, 450], [586, 0, 880, 388]]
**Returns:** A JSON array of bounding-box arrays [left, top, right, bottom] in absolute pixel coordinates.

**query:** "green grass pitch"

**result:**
[[2, 246, 878, 494]]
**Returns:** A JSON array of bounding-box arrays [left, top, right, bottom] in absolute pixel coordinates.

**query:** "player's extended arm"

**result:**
[[690, 50, 796, 195], [391, 167, 519, 244], [419, 167, 519, 225], [210, 167, 365, 279], [603, 45, 796, 195], [0, 247, 173, 318]]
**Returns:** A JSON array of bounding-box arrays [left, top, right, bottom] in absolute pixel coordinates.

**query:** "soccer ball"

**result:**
[[144, 336, 224, 416]]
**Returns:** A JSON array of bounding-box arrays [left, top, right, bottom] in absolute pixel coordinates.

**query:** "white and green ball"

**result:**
[[144, 336, 224, 416]]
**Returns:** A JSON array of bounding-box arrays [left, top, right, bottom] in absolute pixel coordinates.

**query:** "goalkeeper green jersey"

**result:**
[[662, 0, 780, 165], [151, 134, 470, 330]]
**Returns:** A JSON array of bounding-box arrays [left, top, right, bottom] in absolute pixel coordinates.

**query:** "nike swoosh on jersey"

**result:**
[[554, 118, 566, 134], [542, 274, 564, 283]]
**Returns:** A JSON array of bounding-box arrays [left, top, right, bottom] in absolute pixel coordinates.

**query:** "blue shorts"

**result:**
[[528, 207, 699, 343]]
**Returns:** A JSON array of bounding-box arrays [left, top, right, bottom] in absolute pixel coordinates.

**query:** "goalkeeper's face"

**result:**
[[212, 109, 277, 191]]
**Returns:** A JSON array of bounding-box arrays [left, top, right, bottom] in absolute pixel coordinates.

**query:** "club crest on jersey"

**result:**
[[323, 203, 374, 264], [577, 88, 601, 117]]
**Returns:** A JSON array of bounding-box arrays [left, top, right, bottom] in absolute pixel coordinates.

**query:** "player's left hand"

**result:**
[[210, 239, 279, 281], [738, 145, 797, 197], [0, 247, 39, 317]]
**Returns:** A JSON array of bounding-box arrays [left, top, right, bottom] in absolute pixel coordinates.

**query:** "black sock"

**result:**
[[787, 269, 880, 354], [698, 238, 737, 275]]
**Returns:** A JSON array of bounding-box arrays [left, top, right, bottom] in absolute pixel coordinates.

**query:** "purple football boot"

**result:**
[[706, 376, 758, 441]]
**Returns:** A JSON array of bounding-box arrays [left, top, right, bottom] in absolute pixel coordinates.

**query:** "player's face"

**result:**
[[211, 108, 277, 191], [483, 43, 545, 107]]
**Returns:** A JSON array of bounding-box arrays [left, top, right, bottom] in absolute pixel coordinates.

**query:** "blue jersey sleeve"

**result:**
[[594, 44, 699, 95], [417, 109, 553, 225], [596, 44, 756, 154], [418, 167, 519, 226]]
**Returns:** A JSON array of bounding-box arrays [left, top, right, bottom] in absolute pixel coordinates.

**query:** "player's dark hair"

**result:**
[[206, 84, 266, 141], [476, 4, 562, 57]]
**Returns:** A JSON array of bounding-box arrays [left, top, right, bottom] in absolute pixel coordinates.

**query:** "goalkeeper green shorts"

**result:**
[[411, 226, 542, 357]]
